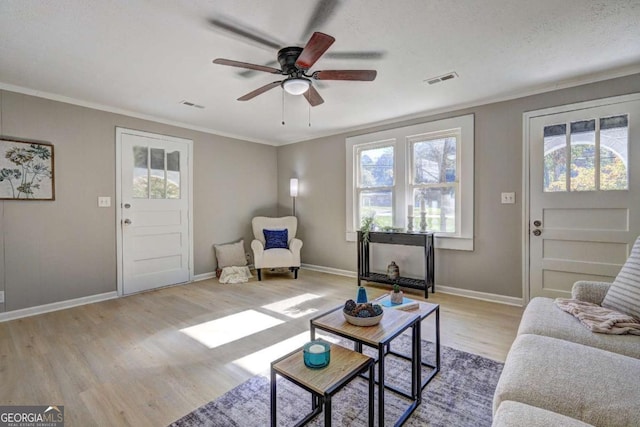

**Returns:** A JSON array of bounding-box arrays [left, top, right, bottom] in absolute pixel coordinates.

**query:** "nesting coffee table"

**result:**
[[270, 342, 375, 426], [310, 300, 440, 427]]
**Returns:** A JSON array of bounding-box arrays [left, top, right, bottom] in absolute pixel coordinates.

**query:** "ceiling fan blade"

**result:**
[[208, 18, 282, 50], [301, 0, 340, 40], [324, 51, 385, 60], [237, 81, 283, 101], [213, 59, 282, 74], [313, 70, 377, 81], [239, 60, 281, 78], [303, 85, 325, 107], [295, 32, 335, 70]]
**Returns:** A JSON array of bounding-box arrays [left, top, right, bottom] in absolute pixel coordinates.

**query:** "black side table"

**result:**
[[271, 342, 375, 426]]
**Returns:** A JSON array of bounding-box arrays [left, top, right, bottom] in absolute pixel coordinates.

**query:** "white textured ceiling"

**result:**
[[1, 1, 639, 145]]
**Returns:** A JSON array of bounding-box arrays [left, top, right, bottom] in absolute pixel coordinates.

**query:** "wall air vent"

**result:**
[[179, 100, 205, 109], [424, 72, 458, 85]]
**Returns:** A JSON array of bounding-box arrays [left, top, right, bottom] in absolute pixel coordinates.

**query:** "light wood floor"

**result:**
[[0, 270, 523, 426]]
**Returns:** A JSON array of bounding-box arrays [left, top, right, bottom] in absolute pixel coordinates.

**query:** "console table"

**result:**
[[357, 231, 435, 298]]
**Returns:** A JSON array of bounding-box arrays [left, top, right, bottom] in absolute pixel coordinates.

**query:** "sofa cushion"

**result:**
[[494, 334, 640, 427], [263, 229, 288, 250], [518, 297, 640, 358], [214, 240, 247, 268], [602, 236, 640, 320], [493, 401, 594, 427]]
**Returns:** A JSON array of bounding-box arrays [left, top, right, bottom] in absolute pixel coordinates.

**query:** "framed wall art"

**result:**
[[0, 139, 55, 200]]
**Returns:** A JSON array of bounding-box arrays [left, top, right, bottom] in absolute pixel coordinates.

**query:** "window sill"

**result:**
[[345, 231, 473, 251]]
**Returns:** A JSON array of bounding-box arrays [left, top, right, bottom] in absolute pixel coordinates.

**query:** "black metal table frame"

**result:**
[[385, 304, 440, 394], [310, 308, 422, 427], [270, 344, 376, 427], [357, 231, 435, 298]]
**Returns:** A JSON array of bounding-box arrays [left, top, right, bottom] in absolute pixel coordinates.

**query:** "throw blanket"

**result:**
[[555, 298, 640, 335], [219, 266, 252, 284]]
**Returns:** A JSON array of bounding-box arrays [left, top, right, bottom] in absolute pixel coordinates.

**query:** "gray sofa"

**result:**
[[492, 281, 640, 427]]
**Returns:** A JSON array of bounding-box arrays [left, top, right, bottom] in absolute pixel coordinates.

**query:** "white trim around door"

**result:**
[[115, 127, 194, 296], [522, 93, 640, 305]]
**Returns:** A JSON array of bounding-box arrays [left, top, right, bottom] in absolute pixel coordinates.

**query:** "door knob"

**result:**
[[533, 220, 542, 227], [124, 203, 131, 209], [532, 229, 541, 236], [123, 219, 132, 225]]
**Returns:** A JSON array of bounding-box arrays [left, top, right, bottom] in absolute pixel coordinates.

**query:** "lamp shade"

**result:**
[[283, 78, 310, 95], [290, 178, 299, 197]]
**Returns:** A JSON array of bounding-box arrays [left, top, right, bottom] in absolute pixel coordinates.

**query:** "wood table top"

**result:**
[[272, 343, 373, 395], [311, 306, 420, 346]]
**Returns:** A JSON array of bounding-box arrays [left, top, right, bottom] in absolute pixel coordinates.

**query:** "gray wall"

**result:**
[[0, 90, 277, 312], [277, 73, 640, 298]]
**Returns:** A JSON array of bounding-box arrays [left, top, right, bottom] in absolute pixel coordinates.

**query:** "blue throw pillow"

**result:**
[[263, 229, 288, 250]]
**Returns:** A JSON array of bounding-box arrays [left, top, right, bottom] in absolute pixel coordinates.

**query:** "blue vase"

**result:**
[[356, 286, 368, 303]]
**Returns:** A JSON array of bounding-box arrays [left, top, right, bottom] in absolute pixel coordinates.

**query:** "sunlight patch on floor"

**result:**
[[180, 310, 284, 349], [232, 331, 340, 376], [261, 293, 322, 318]]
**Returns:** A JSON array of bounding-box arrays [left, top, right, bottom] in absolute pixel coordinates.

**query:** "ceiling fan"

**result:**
[[213, 31, 377, 107]]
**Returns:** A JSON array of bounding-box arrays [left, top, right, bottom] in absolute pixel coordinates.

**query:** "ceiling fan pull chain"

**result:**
[[308, 102, 311, 127], [281, 89, 285, 126]]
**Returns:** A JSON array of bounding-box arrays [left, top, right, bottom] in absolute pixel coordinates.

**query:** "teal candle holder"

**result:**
[[303, 340, 330, 369]]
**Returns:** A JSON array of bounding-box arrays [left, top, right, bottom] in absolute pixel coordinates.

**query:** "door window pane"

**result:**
[[150, 148, 166, 199], [570, 120, 596, 191], [133, 146, 149, 198], [166, 151, 180, 199], [413, 137, 457, 184], [359, 190, 392, 228], [359, 146, 393, 187], [413, 187, 456, 233], [600, 115, 628, 191], [543, 124, 567, 192]]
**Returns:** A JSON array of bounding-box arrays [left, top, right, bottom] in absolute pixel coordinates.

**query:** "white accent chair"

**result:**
[[251, 216, 303, 281]]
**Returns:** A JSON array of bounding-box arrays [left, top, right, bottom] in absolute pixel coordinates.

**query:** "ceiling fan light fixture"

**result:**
[[283, 78, 310, 95]]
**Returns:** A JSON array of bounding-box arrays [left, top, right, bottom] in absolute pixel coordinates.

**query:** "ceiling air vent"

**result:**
[[179, 100, 205, 109], [424, 72, 458, 85]]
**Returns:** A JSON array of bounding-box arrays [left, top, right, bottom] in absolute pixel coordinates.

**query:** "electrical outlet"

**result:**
[[0, 291, 4, 304], [98, 196, 111, 207], [501, 192, 516, 204]]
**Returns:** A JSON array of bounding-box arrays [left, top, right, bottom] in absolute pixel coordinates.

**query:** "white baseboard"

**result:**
[[301, 263, 523, 306], [436, 285, 523, 307], [301, 263, 357, 278], [192, 272, 216, 282], [0, 291, 119, 323]]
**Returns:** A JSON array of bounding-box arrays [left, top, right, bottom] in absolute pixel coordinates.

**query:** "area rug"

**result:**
[[169, 333, 502, 427]]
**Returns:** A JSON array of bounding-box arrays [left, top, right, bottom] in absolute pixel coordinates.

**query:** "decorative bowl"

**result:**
[[343, 310, 384, 326]]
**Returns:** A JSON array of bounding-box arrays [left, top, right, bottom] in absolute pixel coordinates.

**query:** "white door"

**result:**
[[117, 129, 192, 295], [527, 95, 640, 300]]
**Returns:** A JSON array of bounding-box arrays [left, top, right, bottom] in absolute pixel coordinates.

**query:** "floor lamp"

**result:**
[[290, 178, 298, 216]]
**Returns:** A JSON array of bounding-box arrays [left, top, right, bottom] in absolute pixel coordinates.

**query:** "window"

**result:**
[[409, 132, 460, 233], [133, 146, 181, 199], [356, 142, 395, 229], [346, 114, 474, 250], [543, 114, 628, 192]]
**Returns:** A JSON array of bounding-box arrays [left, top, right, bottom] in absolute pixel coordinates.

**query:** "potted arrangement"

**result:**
[[390, 283, 404, 304], [360, 215, 375, 243]]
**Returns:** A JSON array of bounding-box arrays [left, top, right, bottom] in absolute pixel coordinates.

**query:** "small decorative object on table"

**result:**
[[343, 299, 384, 326], [390, 283, 404, 304], [303, 340, 331, 369], [360, 215, 375, 244], [387, 261, 400, 280], [356, 285, 368, 303], [407, 204, 414, 232]]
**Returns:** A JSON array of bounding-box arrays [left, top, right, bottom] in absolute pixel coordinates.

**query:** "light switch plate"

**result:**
[[0, 291, 4, 303], [501, 192, 516, 204], [98, 196, 111, 207]]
